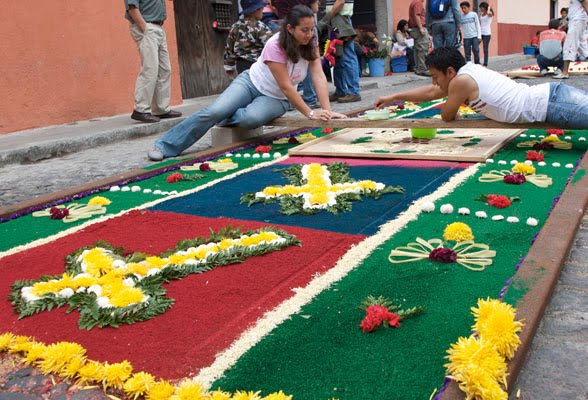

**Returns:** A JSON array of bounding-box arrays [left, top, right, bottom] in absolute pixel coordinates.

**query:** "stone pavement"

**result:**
[[0, 53, 587, 399]]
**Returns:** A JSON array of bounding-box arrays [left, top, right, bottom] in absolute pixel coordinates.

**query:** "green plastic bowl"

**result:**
[[410, 128, 437, 139]]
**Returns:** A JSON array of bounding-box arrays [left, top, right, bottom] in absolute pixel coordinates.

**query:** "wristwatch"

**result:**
[[308, 110, 315, 119]]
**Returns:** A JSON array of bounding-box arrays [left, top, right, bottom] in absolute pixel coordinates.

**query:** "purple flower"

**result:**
[[429, 248, 457, 263], [503, 173, 526, 185], [532, 142, 554, 150]]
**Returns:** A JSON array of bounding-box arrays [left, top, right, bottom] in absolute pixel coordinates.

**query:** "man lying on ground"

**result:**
[[374, 47, 588, 129]]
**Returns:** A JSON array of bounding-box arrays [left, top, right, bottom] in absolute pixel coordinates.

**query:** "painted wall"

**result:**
[[496, 0, 549, 54], [0, 0, 182, 135]]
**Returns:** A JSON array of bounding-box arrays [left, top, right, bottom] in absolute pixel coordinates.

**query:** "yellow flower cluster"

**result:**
[[511, 163, 536, 175], [88, 196, 112, 206], [443, 222, 474, 242], [445, 298, 524, 400], [25, 231, 283, 309], [259, 163, 382, 207], [541, 135, 561, 143], [0, 333, 293, 400]]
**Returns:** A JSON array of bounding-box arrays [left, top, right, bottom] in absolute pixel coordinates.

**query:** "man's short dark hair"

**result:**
[[425, 47, 466, 74], [560, 7, 568, 14], [460, 1, 470, 8], [548, 18, 560, 30]]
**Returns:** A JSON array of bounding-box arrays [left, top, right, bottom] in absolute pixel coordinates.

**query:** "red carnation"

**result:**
[[255, 145, 272, 153], [429, 247, 458, 263], [503, 173, 526, 185], [49, 207, 70, 220], [166, 172, 183, 183], [546, 129, 564, 136], [360, 305, 400, 332], [322, 127, 334, 134], [199, 163, 211, 172], [487, 194, 512, 208], [526, 151, 544, 161]]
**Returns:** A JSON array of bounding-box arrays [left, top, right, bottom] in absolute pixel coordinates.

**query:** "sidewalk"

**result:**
[[0, 54, 532, 166]]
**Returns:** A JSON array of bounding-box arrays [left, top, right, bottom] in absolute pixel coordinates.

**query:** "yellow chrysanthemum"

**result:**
[[31, 280, 61, 296], [77, 360, 105, 385], [172, 380, 209, 400], [146, 380, 176, 400], [358, 180, 377, 191], [0, 333, 16, 351], [208, 389, 232, 400], [9, 335, 34, 354], [452, 364, 508, 400], [167, 254, 189, 266], [109, 287, 145, 308], [23, 342, 47, 365], [102, 360, 133, 390], [511, 163, 536, 175], [37, 342, 86, 375], [218, 238, 236, 250], [72, 275, 98, 288], [445, 336, 507, 384], [83, 249, 116, 276], [126, 262, 149, 277], [124, 371, 156, 400], [59, 354, 87, 380], [144, 256, 168, 270], [262, 186, 281, 196], [309, 192, 329, 205], [472, 299, 524, 360], [262, 391, 293, 400], [542, 135, 561, 143], [88, 196, 112, 206], [443, 222, 474, 242], [232, 390, 263, 400]]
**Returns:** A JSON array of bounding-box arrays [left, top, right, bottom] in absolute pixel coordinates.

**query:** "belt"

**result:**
[[148, 20, 164, 25]]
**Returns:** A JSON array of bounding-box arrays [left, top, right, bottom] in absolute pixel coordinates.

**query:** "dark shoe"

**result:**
[[131, 110, 160, 123], [306, 102, 320, 109], [329, 92, 343, 102], [155, 110, 182, 119], [337, 94, 362, 103], [147, 147, 164, 161], [415, 71, 431, 77]]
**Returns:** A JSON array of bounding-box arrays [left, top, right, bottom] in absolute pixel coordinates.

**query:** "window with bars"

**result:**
[[211, 0, 234, 31]]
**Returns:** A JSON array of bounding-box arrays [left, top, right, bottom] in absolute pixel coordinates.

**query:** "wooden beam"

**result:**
[[268, 117, 559, 129]]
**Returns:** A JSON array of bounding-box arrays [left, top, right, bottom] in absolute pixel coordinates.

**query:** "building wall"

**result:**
[[496, 0, 549, 54], [0, 0, 182, 135]]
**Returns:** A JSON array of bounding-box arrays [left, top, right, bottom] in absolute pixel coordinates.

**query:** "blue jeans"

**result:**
[[298, 67, 317, 106], [154, 71, 289, 157], [546, 82, 588, 129], [431, 22, 457, 49], [463, 37, 480, 64], [537, 54, 564, 71], [333, 37, 360, 96]]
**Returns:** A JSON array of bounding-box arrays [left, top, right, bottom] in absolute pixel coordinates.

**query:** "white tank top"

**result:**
[[457, 63, 549, 123]]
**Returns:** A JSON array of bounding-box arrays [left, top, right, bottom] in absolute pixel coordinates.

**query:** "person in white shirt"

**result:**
[[374, 47, 588, 129], [555, 0, 588, 79], [478, 1, 493, 67], [459, 1, 481, 64]]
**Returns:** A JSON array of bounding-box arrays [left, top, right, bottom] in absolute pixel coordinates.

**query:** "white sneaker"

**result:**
[[540, 69, 548, 76], [554, 68, 562, 75], [148, 147, 164, 161], [553, 72, 569, 79]]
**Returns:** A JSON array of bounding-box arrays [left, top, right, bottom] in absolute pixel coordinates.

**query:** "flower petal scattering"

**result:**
[[10, 227, 299, 329], [478, 167, 552, 188]]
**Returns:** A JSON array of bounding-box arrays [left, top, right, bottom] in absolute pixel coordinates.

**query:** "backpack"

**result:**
[[429, 0, 451, 19]]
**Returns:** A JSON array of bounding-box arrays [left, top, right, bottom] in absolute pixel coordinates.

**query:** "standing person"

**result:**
[[478, 1, 493, 67], [460, 1, 481, 64], [325, 0, 361, 103], [224, 0, 273, 76], [537, 19, 566, 76], [555, 0, 588, 79], [374, 47, 588, 129], [125, 0, 182, 123], [409, 0, 431, 76], [426, 0, 462, 50], [147, 5, 346, 161]]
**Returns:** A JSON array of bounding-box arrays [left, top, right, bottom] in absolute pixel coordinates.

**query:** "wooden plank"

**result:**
[[269, 116, 558, 129]]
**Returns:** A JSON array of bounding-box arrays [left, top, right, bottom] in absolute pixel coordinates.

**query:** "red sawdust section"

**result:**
[[0, 210, 364, 380]]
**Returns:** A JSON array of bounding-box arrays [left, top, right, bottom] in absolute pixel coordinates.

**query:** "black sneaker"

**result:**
[[337, 94, 362, 103], [131, 110, 160, 123]]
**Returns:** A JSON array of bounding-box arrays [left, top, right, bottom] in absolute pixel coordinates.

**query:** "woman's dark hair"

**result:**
[[279, 5, 317, 63], [397, 19, 408, 32], [479, 2, 488, 11], [425, 47, 466, 74]]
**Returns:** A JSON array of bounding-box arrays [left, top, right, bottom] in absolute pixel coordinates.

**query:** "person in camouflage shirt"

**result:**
[[224, 0, 273, 76]]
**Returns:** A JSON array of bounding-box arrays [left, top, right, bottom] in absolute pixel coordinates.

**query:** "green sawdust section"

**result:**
[[0, 129, 329, 253], [211, 134, 588, 399]]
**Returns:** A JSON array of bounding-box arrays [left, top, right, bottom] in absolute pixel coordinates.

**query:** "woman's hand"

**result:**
[[307, 109, 347, 120], [374, 95, 393, 110]]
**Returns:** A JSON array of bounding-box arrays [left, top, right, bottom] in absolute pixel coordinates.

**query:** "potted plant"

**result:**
[[364, 48, 389, 77]]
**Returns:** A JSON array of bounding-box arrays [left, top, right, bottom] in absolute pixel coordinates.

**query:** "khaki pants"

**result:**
[[411, 27, 430, 74], [129, 23, 171, 114]]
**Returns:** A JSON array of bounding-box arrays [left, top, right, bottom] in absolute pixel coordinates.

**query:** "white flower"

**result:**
[[58, 288, 75, 298], [147, 268, 161, 276], [539, 135, 545, 138], [458, 207, 470, 215], [110, 186, 121, 192], [262, 153, 270, 158], [252, 153, 260, 158], [87, 285, 102, 296], [565, 163, 574, 168], [96, 296, 113, 308], [122, 278, 135, 287], [113, 259, 126, 269], [74, 273, 92, 279], [20, 287, 40, 303], [171, 190, 178, 195], [510, 160, 518, 165], [236, 153, 242, 157], [507, 216, 519, 223], [184, 259, 199, 265], [565, 136, 572, 140], [76, 287, 86, 293], [520, 133, 527, 137], [143, 188, 152, 193], [492, 215, 504, 221], [244, 153, 251, 158], [475, 211, 488, 219], [161, 191, 170, 195], [153, 190, 162, 195], [121, 186, 131, 192], [552, 162, 561, 167], [526, 217, 539, 226], [498, 160, 507, 165], [131, 186, 141, 192], [485, 158, 494, 164], [538, 161, 546, 166], [440, 204, 454, 214], [225, 153, 233, 157], [273, 152, 282, 158], [524, 160, 533, 166], [580, 137, 586, 141], [530, 134, 536, 138]]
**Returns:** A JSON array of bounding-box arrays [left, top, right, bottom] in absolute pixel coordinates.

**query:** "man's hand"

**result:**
[[374, 95, 394, 110]]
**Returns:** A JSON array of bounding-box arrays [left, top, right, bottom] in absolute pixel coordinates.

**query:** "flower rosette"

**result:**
[[478, 163, 552, 188], [389, 223, 496, 271], [32, 202, 108, 223], [180, 159, 238, 173], [517, 133, 572, 150]]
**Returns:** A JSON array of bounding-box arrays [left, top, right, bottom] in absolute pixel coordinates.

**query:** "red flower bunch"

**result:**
[[487, 194, 511, 208], [546, 129, 564, 136], [166, 172, 183, 183], [321, 127, 334, 134], [503, 173, 526, 185], [429, 247, 457, 263], [526, 150, 544, 161], [396, 103, 405, 110], [50, 207, 70, 220], [255, 145, 272, 153], [199, 163, 211, 172], [360, 305, 400, 333]]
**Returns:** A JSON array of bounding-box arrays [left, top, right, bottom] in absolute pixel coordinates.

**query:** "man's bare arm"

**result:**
[[374, 85, 445, 109], [440, 75, 474, 121]]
